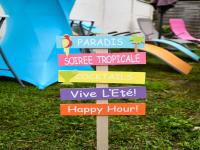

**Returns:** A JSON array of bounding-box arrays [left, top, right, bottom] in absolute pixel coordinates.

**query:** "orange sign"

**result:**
[[60, 103, 146, 116]]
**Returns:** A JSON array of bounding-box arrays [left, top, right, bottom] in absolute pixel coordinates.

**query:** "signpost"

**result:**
[[57, 35, 144, 49], [60, 103, 146, 116], [58, 52, 146, 66], [57, 34, 146, 150], [96, 48, 109, 150], [58, 70, 145, 84], [60, 87, 146, 100]]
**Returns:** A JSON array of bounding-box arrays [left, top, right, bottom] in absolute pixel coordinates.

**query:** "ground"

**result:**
[[0, 47, 200, 150]]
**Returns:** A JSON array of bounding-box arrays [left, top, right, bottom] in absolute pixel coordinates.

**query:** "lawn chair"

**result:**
[[137, 18, 199, 61], [169, 18, 200, 43], [0, 15, 25, 87]]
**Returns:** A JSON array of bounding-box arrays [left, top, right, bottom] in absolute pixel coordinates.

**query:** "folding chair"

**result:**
[[169, 18, 200, 43], [137, 18, 199, 61], [0, 15, 25, 87]]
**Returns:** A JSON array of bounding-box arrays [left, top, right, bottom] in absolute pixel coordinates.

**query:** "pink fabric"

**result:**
[[169, 18, 200, 42]]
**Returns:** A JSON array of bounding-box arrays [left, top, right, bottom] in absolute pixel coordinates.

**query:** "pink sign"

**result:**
[[58, 52, 146, 66]]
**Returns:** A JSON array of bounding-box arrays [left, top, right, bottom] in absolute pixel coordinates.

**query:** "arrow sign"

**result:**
[[58, 52, 146, 66], [56, 36, 144, 49], [60, 87, 146, 100], [58, 71, 146, 84], [60, 103, 146, 116]]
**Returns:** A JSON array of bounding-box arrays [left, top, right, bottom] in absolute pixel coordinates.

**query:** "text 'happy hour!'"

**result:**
[[60, 103, 146, 116]]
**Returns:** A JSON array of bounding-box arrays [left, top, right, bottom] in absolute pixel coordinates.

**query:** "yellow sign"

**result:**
[[59, 71, 146, 84]]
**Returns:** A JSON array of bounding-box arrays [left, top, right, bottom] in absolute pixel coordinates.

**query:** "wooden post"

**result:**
[[134, 43, 138, 53], [96, 48, 108, 150]]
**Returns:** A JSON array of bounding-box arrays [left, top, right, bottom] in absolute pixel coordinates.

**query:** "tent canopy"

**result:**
[[0, 0, 91, 89], [70, 0, 153, 33]]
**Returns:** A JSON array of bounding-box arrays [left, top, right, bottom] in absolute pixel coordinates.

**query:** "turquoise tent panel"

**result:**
[[0, 0, 92, 89], [58, 0, 75, 19]]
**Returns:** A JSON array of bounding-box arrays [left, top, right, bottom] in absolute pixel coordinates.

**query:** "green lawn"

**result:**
[[0, 49, 200, 150]]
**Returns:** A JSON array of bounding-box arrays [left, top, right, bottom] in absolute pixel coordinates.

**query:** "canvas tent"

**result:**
[[70, 0, 154, 33], [0, 0, 91, 89]]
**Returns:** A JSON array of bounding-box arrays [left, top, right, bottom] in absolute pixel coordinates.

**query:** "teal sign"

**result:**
[[56, 36, 144, 49]]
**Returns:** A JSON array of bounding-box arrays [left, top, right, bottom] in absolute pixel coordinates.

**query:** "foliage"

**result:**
[[162, 25, 174, 38]]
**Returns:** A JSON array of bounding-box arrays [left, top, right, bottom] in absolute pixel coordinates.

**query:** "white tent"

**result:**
[[70, 0, 153, 33]]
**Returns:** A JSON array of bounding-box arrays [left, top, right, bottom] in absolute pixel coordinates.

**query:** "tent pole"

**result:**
[[0, 47, 25, 87]]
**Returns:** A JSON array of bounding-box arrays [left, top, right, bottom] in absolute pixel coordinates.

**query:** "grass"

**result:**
[[0, 49, 200, 150]]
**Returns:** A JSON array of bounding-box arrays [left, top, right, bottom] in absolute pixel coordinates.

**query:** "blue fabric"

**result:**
[[58, 0, 74, 19], [0, 0, 92, 89], [152, 39, 200, 61]]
